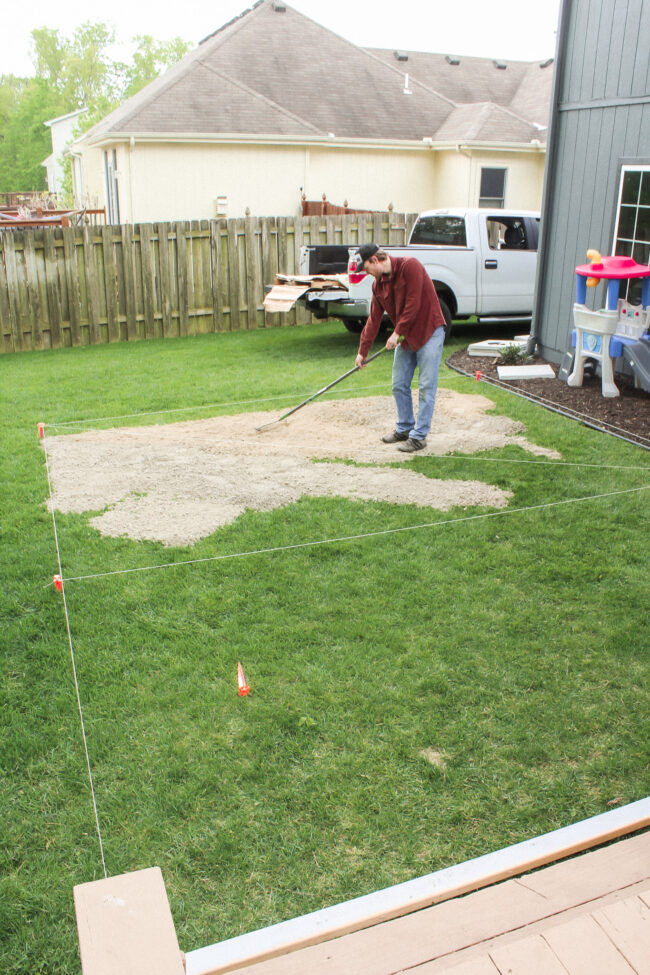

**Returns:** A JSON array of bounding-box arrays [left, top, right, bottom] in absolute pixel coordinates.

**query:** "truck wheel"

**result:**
[[439, 299, 453, 342], [343, 320, 365, 334]]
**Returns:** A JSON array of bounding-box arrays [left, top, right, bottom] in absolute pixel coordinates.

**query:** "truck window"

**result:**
[[410, 215, 467, 247], [486, 216, 534, 251]]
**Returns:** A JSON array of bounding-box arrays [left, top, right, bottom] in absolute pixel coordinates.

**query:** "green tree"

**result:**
[[31, 23, 125, 114], [124, 35, 192, 98], [0, 77, 66, 192], [0, 22, 190, 193]]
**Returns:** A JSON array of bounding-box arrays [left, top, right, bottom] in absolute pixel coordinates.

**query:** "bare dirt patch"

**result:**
[[46, 389, 559, 547]]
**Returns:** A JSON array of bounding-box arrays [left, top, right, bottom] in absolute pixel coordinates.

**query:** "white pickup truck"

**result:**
[[299, 207, 540, 340]]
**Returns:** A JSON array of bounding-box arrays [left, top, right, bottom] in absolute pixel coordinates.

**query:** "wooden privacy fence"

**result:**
[[0, 212, 417, 354]]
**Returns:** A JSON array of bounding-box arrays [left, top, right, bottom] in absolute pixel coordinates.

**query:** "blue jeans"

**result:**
[[392, 327, 444, 441]]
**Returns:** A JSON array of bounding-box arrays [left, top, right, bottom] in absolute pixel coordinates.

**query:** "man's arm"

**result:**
[[355, 292, 384, 367]]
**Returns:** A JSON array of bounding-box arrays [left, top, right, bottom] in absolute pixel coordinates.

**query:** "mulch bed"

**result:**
[[446, 349, 650, 449]]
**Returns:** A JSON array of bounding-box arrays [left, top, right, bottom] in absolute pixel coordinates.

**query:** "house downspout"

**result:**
[[527, 0, 572, 356]]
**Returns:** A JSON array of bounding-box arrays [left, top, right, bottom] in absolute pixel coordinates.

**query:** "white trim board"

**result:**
[[467, 336, 529, 357], [497, 364, 556, 379], [185, 797, 650, 975]]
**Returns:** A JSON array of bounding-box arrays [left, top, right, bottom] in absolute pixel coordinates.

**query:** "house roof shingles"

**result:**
[[81, 0, 551, 146]]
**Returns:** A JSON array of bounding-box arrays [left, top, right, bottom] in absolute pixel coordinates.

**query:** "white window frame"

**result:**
[[479, 167, 507, 209], [612, 164, 650, 302]]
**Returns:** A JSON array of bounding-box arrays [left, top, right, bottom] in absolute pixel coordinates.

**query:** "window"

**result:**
[[479, 168, 507, 208], [486, 216, 536, 251], [613, 166, 650, 303], [410, 215, 467, 246]]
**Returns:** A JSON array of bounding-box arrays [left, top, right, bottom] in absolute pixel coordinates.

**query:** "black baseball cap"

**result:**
[[355, 243, 379, 270]]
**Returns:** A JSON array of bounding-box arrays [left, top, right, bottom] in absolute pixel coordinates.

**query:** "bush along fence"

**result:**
[[0, 212, 418, 353]]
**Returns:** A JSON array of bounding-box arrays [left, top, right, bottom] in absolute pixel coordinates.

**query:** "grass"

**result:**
[[1, 320, 648, 972]]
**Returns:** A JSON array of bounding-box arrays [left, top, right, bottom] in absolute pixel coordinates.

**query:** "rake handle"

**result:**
[[275, 345, 389, 423]]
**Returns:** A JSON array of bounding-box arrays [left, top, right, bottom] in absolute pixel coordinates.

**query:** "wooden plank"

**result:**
[[101, 226, 120, 343], [82, 225, 101, 345], [514, 830, 650, 902], [357, 212, 370, 245], [235, 217, 248, 330], [591, 893, 650, 975], [157, 224, 173, 338], [488, 933, 572, 974], [309, 215, 321, 249], [276, 217, 289, 326], [292, 218, 310, 326], [187, 815, 650, 975], [74, 867, 185, 975], [261, 217, 278, 328], [434, 959, 498, 975], [186, 221, 200, 332], [121, 224, 138, 341], [197, 220, 213, 333], [372, 211, 384, 244], [42, 231, 62, 349], [22, 231, 44, 350], [3, 233, 26, 351], [139, 223, 156, 340], [0, 233, 19, 352], [543, 914, 635, 974], [244, 215, 259, 329], [176, 221, 190, 335], [209, 219, 225, 333], [404, 879, 650, 975], [226, 219, 240, 330], [62, 227, 82, 346]]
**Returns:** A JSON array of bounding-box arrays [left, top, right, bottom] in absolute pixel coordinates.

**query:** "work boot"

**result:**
[[381, 430, 409, 443], [397, 437, 427, 452]]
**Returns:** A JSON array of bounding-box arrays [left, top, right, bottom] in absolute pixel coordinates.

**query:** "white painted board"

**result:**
[[497, 365, 556, 379]]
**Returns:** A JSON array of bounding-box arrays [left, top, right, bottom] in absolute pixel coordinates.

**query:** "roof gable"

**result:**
[[79, 0, 552, 146]]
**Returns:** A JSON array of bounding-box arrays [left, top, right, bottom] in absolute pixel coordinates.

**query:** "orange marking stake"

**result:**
[[53, 574, 63, 592], [38, 423, 44, 439], [475, 370, 481, 381], [237, 662, 251, 696]]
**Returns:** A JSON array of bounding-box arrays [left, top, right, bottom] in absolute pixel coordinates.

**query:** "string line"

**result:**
[[43, 383, 392, 429], [62, 484, 648, 585], [42, 436, 108, 878], [475, 372, 650, 446]]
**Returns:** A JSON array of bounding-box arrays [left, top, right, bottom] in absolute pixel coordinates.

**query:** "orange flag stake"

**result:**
[[237, 662, 250, 696], [53, 574, 63, 592]]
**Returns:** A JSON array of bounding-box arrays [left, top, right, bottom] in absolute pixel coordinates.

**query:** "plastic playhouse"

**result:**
[[568, 253, 650, 397]]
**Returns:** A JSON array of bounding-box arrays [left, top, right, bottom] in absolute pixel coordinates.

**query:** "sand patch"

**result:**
[[46, 390, 558, 547]]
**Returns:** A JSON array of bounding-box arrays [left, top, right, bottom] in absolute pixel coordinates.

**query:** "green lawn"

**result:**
[[1, 321, 648, 973]]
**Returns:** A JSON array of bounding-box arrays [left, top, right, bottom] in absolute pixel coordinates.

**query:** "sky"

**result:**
[[3, 0, 562, 79]]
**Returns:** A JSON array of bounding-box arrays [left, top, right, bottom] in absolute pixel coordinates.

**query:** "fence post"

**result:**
[[22, 232, 44, 351], [101, 225, 120, 343], [43, 231, 62, 349], [81, 225, 101, 345], [139, 223, 156, 340]]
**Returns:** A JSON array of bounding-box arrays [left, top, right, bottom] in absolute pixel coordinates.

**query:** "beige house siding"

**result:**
[[76, 140, 545, 223]]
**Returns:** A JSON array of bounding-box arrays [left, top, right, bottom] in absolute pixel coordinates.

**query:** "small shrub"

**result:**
[[499, 343, 531, 365]]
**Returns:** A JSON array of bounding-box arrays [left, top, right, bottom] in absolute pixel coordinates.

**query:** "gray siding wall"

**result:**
[[534, 0, 650, 360]]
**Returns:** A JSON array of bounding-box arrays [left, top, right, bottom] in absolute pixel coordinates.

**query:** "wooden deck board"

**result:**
[[409, 880, 650, 974], [542, 914, 636, 974], [227, 833, 650, 975], [591, 896, 650, 975], [489, 934, 570, 974], [74, 867, 185, 975]]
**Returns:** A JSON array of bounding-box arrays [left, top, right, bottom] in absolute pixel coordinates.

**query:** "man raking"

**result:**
[[354, 244, 447, 452]]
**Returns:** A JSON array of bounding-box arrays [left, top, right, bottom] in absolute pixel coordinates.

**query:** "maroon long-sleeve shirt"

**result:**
[[357, 256, 446, 359]]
